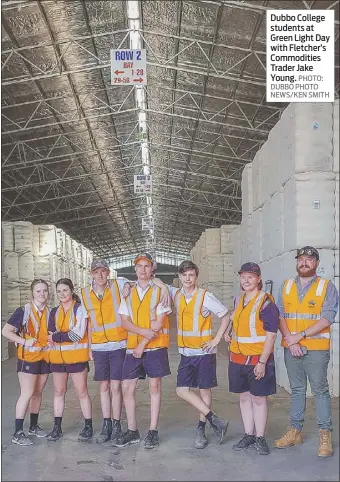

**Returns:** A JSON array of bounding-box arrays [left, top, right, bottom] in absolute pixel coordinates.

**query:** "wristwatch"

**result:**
[[300, 330, 307, 339]]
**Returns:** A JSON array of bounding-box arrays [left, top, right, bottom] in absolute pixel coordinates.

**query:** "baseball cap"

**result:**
[[295, 246, 319, 260], [91, 258, 109, 270], [238, 262, 261, 276], [133, 252, 153, 265]]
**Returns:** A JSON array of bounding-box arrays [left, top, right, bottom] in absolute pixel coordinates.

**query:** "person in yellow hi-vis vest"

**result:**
[[81, 258, 132, 445], [274, 247, 339, 458], [2, 279, 51, 446], [117, 253, 172, 450], [225, 263, 279, 456], [154, 260, 230, 450], [46, 278, 92, 442]]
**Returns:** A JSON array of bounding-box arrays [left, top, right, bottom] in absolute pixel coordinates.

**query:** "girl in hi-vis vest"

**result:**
[[2, 279, 51, 446], [225, 263, 280, 456], [46, 278, 92, 442]]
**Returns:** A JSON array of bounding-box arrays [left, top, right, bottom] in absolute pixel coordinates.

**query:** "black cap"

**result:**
[[295, 246, 319, 260], [238, 262, 261, 276]]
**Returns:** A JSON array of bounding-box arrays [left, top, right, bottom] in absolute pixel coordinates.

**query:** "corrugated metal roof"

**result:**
[[2, 0, 339, 260]]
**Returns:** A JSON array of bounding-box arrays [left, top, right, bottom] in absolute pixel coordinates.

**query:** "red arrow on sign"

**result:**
[[114, 70, 124, 75], [133, 77, 143, 83]]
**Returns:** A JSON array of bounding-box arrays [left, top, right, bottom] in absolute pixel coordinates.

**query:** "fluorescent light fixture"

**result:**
[[138, 112, 146, 129], [135, 87, 146, 110], [130, 29, 141, 49], [127, 0, 156, 240], [127, 0, 139, 20]]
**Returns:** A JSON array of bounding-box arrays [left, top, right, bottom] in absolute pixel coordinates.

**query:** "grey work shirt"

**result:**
[[276, 275, 339, 324]]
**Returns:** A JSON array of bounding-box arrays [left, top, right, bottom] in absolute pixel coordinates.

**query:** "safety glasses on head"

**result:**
[[295, 246, 319, 260]]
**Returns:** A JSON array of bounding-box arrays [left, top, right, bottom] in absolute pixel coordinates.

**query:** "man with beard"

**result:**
[[274, 247, 338, 457]]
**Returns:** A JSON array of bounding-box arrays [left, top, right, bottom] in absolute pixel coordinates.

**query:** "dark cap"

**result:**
[[91, 258, 109, 270], [295, 246, 319, 260], [238, 262, 261, 276], [133, 252, 154, 265]]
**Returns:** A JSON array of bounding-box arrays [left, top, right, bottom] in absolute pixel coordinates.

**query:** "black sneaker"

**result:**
[[256, 436, 270, 455], [28, 424, 47, 438], [12, 430, 33, 446], [144, 430, 159, 449], [78, 425, 93, 442], [115, 429, 140, 448], [194, 426, 208, 449], [208, 414, 229, 444], [111, 420, 122, 447], [46, 425, 63, 442], [96, 419, 112, 444], [232, 434, 256, 451]]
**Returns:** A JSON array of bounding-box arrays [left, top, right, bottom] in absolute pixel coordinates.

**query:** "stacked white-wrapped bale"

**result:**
[[3, 222, 21, 315], [333, 100, 339, 398], [172, 277, 182, 289], [237, 101, 339, 397], [15, 222, 35, 307], [190, 226, 238, 312], [231, 226, 241, 296], [36, 225, 93, 303], [1, 222, 93, 317], [1, 229, 9, 361]]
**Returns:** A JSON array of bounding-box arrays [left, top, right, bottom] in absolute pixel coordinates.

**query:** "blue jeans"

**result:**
[[284, 348, 332, 431]]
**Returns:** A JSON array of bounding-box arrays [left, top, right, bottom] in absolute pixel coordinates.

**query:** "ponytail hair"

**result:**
[[72, 293, 81, 303], [56, 278, 80, 303]]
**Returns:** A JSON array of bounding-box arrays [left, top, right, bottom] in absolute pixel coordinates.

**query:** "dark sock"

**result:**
[[30, 413, 39, 428], [205, 411, 214, 424], [198, 421, 206, 429], [112, 418, 120, 423], [85, 418, 92, 428], [54, 417, 62, 428], [104, 418, 111, 423], [15, 419, 24, 433]]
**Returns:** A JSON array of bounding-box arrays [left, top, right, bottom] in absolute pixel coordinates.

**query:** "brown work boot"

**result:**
[[274, 427, 303, 449], [318, 429, 333, 457]]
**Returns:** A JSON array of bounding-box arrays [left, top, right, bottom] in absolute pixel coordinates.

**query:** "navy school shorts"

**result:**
[[176, 353, 218, 389], [92, 348, 126, 381], [17, 359, 50, 375], [50, 362, 89, 374], [122, 348, 171, 379], [228, 357, 276, 396]]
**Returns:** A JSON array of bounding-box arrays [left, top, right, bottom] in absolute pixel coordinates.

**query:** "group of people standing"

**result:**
[[2, 246, 338, 459]]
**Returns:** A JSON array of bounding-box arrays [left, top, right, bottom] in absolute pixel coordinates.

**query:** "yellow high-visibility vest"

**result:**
[[282, 277, 330, 350], [230, 291, 274, 356], [17, 303, 50, 363], [49, 302, 89, 364], [126, 285, 169, 350], [81, 280, 127, 344], [174, 289, 212, 349]]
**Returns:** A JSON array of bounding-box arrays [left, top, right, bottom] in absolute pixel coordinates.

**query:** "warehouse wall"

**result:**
[[233, 100, 339, 397], [1, 222, 93, 361]]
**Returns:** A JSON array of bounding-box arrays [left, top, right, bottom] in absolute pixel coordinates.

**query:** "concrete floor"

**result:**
[[1, 334, 339, 482]]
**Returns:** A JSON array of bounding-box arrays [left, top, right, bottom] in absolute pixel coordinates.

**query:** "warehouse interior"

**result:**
[[1, 1, 339, 481]]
